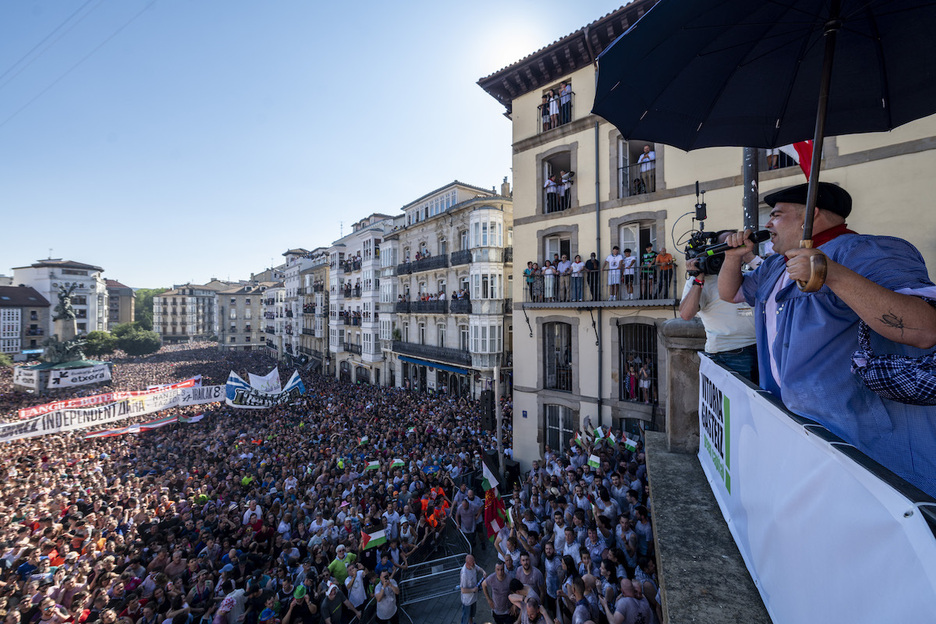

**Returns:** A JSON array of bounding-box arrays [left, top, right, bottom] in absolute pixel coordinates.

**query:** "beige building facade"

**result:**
[[218, 282, 271, 351], [106, 279, 135, 330], [299, 249, 329, 372], [478, 2, 936, 470], [0, 286, 51, 359], [153, 283, 224, 343]]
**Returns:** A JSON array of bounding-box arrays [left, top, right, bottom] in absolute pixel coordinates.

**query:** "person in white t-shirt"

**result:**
[[679, 230, 759, 382], [604, 247, 624, 301], [622, 249, 637, 300], [570, 255, 586, 302]]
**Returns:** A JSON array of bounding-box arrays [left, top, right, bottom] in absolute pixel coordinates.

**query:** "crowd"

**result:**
[[0, 341, 655, 624], [522, 246, 675, 304]]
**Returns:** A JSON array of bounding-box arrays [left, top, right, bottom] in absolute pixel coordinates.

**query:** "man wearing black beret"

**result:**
[[717, 181, 936, 496]]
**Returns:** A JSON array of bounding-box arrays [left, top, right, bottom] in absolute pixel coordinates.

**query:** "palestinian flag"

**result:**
[[572, 432, 586, 448], [391, 458, 405, 469], [180, 413, 204, 424], [482, 459, 499, 491], [587, 454, 601, 469], [606, 430, 617, 445], [594, 426, 605, 440], [361, 529, 386, 550], [407, 427, 416, 435], [365, 460, 380, 471], [359, 435, 370, 446], [624, 438, 638, 452]]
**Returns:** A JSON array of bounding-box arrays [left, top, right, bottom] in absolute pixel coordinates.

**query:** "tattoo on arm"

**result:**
[[879, 311, 918, 339]]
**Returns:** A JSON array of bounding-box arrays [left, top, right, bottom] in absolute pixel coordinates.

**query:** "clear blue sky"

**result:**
[[0, 0, 620, 289]]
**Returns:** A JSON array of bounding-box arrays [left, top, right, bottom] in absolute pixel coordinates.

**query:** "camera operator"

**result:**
[[679, 230, 759, 383]]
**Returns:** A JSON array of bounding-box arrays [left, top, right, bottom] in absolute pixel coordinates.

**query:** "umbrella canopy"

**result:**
[[592, 0, 936, 152]]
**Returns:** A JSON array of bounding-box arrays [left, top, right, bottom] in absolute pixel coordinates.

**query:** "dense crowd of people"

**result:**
[[0, 343, 654, 624]]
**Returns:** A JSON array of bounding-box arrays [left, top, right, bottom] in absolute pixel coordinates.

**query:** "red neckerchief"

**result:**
[[811, 223, 857, 247], [782, 223, 857, 262]]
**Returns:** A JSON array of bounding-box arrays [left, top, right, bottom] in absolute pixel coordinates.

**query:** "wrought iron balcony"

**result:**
[[392, 340, 472, 366], [450, 299, 471, 314], [450, 249, 472, 266], [345, 343, 362, 355], [410, 300, 448, 314]]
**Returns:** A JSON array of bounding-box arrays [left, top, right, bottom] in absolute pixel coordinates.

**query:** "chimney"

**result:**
[[501, 177, 511, 197]]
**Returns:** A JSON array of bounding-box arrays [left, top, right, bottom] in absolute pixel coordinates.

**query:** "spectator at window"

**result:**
[[541, 95, 551, 132], [557, 254, 572, 302], [585, 253, 601, 301], [531, 264, 544, 303], [524, 262, 535, 301], [560, 171, 574, 210], [638, 145, 656, 193], [570, 255, 585, 303], [654, 248, 674, 299], [548, 89, 559, 129], [604, 246, 624, 301], [544, 176, 559, 213], [559, 82, 572, 125], [640, 244, 656, 299], [543, 261, 557, 302], [622, 249, 637, 300]]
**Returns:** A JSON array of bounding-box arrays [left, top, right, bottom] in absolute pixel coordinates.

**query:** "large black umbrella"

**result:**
[[592, 0, 936, 289]]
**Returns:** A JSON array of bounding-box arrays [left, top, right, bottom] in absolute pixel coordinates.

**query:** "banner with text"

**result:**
[[0, 385, 224, 443], [18, 377, 201, 419], [225, 370, 305, 409], [47, 364, 111, 389], [697, 356, 936, 623], [12, 368, 38, 390]]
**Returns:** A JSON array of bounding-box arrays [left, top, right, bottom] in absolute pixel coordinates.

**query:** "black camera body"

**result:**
[[685, 231, 724, 276]]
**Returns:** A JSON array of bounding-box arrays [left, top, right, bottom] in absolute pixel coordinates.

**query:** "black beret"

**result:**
[[764, 182, 852, 218]]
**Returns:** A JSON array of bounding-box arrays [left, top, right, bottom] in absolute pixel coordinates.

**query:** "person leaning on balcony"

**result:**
[[585, 253, 601, 301], [545, 176, 559, 213], [557, 254, 573, 302], [524, 262, 535, 301], [605, 247, 625, 301], [570, 255, 586, 302], [653, 248, 675, 299], [637, 145, 655, 193], [718, 181, 936, 497], [640, 244, 656, 299], [541, 94, 551, 132], [548, 89, 559, 129], [559, 81, 572, 125], [531, 263, 544, 303], [622, 249, 637, 300], [560, 170, 574, 210]]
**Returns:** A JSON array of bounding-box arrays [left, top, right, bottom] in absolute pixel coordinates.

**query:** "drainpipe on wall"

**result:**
[[595, 121, 603, 427]]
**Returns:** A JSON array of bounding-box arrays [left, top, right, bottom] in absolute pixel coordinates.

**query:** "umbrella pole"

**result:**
[[798, 1, 841, 292]]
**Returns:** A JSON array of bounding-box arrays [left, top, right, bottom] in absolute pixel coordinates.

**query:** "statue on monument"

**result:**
[[43, 284, 86, 364]]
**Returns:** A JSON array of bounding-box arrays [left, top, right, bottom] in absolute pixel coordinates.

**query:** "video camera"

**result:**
[[685, 231, 727, 276]]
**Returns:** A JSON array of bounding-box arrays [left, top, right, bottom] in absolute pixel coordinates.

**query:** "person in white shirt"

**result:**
[[604, 247, 624, 301], [622, 249, 637, 300], [570, 255, 586, 302], [638, 145, 656, 193]]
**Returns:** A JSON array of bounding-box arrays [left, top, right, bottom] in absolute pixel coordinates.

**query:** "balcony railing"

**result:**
[[395, 301, 410, 313], [410, 300, 448, 314], [618, 161, 657, 197], [392, 340, 472, 366], [27, 328, 44, 336], [397, 254, 449, 274], [285, 310, 293, 317], [449, 299, 471, 314], [345, 343, 362, 355], [537, 89, 575, 134], [265, 327, 275, 334], [353, 286, 362, 298], [396, 262, 412, 275], [450, 249, 472, 266], [522, 266, 677, 306], [302, 328, 314, 336], [503, 247, 513, 263], [312, 283, 325, 293]]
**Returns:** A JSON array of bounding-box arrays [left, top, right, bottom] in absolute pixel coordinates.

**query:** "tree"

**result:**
[[117, 328, 162, 356], [83, 331, 118, 357], [0, 353, 12, 368], [133, 288, 167, 331], [112, 323, 136, 338]]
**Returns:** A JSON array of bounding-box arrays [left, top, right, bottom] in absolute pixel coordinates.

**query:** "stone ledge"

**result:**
[[645, 431, 772, 624]]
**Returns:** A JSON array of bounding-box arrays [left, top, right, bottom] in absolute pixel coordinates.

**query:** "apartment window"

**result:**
[[437, 324, 446, 348], [542, 152, 574, 213], [439, 238, 448, 256], [77, 323, 86, 332], [470, 211, 504, 248], [470, 321, 502, 354], [471, 271, 501, 300], [418, 323, 426, 345], [460, 326, 469, 351], [246, 298, 251, 305], [617, 139, 658, 197], [229, 337, 236, 343], [229, 310, 237, 320], [403, 322, 409, 343], [620, 323, 658, 404], [230, 298, 236, 305], [545, 404, 576, 455], [618, 223, 657, 257], [543, 322, 572, 392], [245, 309, 251, 320]]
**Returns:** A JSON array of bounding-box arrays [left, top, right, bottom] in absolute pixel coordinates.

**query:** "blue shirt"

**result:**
[[742, 233, 936, 496]]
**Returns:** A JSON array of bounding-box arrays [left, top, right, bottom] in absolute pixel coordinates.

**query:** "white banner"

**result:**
[[13, 368, 38, 390], [697, 356, 936, 623], [225, 370, 305, 409], [148, 375, 202, 391], [248, 367, 281, 394], [0, 385, 224, 443], [18, 378, 201, 419], [47, 364, 111, 389]]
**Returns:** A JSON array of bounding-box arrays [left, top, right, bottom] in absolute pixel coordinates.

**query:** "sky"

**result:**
[[0, 0, 623, 289]]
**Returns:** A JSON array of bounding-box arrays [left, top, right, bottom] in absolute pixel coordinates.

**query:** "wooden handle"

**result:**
[[795, 240, 827, 292]]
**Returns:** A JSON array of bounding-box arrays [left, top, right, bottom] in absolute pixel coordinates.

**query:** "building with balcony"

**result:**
[[263, 282, 286, 359], [217, 282, 272, 352], [381, 180, 513, 398], [328, 213, 394, 385], [11, 259, 108, 336], [153, 281, 231, 343], [478, 0, 936, 470], [299, 248, 330, 373], [0, 286, 50, 359], [105, 279, 135, 330]]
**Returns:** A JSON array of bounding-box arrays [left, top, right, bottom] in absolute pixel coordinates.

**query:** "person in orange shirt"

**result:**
[[654, 247, 675, 299]]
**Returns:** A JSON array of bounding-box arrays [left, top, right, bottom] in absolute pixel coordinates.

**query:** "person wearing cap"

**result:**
[[319, 582, 359, 624], [326, 546, 355, 586], [719, 181, 936, 496]]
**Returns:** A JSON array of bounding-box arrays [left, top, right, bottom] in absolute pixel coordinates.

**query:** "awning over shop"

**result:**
[[398, 355, 469, 376]]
